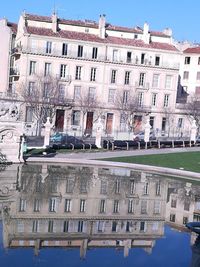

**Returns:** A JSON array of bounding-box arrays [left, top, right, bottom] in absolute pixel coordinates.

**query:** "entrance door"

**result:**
[[55, 109, 65, 132], [85, 112, 93, 135], [106, 113, 113, 134]]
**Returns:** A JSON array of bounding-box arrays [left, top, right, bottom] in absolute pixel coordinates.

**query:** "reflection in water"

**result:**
[[0, 163, 200, 261]]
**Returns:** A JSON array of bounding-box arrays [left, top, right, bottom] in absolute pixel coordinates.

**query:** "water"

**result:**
[[0, 163, 199, 267]]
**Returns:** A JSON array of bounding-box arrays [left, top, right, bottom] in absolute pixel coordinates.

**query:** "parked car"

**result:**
[[50, 132, 83, 145], [133, 130, 156, 141]]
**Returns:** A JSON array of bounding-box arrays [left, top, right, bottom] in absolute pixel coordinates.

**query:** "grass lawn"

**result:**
[[104, 151, 200, 173]]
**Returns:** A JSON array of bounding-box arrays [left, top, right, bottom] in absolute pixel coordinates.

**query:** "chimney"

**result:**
[[163, 28, 172, 37], [99, 14, 106, 39], [142, 22, 150, 44], [52, 12, 58, 33]]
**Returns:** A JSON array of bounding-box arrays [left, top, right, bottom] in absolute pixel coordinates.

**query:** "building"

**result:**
[[0, 12, 197, 139]]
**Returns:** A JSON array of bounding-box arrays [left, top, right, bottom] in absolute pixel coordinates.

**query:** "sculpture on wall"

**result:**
[[0, 102, 20, 121]]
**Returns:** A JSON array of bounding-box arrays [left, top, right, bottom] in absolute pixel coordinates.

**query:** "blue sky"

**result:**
[[1, 0, 200, 43]]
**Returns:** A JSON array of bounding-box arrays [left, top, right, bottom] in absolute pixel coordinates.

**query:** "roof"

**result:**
[[25, 13, 169, 38], [184, 46, 200, 54], [26, 26, 178, 52], [7, 21, 17, 34]]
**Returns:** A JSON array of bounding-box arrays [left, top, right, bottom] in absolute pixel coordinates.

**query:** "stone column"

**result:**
[[190, 120, 197, 143], [43, 117, 52, 148], [144, 117, 151, 148]]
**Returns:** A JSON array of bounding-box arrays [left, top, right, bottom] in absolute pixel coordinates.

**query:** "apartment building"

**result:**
[[0, 12, 194, 138]]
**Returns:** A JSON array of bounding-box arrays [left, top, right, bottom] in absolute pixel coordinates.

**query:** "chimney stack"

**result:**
[[52, 13, 58, 33], [99, 14, 106, 39]]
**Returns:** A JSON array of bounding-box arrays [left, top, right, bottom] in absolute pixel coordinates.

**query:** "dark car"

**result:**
[[50, 132, 83, 145]]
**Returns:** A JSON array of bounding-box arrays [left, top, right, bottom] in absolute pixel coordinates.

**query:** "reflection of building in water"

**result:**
[[1, 164, 169, 258]]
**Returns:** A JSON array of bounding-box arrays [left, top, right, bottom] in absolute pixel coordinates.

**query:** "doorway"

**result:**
[[55, 109, 65, 132], [106, 113, 113, 134], [85, 112, 94, 135]]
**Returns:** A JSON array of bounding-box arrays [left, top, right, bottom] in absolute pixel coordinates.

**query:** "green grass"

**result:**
[[104, 152, 200, 173]]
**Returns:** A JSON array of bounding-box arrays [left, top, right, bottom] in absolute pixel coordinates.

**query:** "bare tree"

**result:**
[[20, 74, 73, 135], [186, 95, 200, 134], [114, 90, 145, 133]]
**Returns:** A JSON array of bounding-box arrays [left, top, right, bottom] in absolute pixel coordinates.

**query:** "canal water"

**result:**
[[0, 163, 199, 267]]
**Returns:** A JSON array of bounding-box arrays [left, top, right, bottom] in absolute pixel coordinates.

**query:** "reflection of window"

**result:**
[[72, 110, 80, 126], [128, 199, 134, 213], [170, 214, 175, 222], [113, 200, 119, 213], [65, 199, 72, 212], [80, 199, 86, 212], [99, 199, 106, 213]]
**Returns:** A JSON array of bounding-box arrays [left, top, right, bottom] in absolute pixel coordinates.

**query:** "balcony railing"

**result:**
[[10, 68, 20, 76], [11, 45, 180, 69]]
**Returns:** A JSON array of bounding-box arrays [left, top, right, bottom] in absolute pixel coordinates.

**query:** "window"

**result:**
[[65, 199, 72, 212], [19, 198, 26, 212], [156, 181, 161, 195], [108, 89, 116, 103], [48, 220, 54, 232], [151, 93, 157, 106], [162, 117, 167, 132], [112, 221, 117, 232], [46, 41, 52, 54], [183, 71, 189, 80], [140, 221, 146, 232], [128, 199, 134, 213], [141, 200, 147, 214], [112, 49, 118, 61], [150, 116, 154, 129], [77, 45, 83, 57], [74, 86, 81, 100], [197, 72, 200, 80], [43, 83, 50, 98], [183, 217, 188, 225], [143, 182, 149, 195], [92, 47, 98, 59], [66, 179, 74, 193], [184, 200, 190, 211], [165, 75, 172, 89], [90, 67, 97, 81], [60, 64, 67, 78], [25, 107, 33, 122], [184, 56, 190, 64], [62, 43, 68, 56], [100, 181, 107, 194], [32, 220, 39, 233], [171, 199, 177, 208], [123, 90, 129, 104], [177, 118, 183, 128], [80, 179, 87, 193], [115, 180, 120, 194], [113, 200, 119, 213], [127, 51, 132, 63], [152, 74, 159, 88], [78, 221, 84, 232], [58, 84, 65, 99], [164, 94, 170, 107], [198, 57, 200, 65], [44, 63, 51, 76], [72, 110, 80, 126], [63, 221, 69, 232], [155, 56, 160, 66], [138, 92, 144, 106], [49, 198, 57, 212], [130, 180, 135, 194], [97, 221, 104, 232], [88, 87, 96, 101], [154, 200, 161, 214], [141, 53, 145, 64], [75, 66, 82, 80], [111, 70, 117, 83], [99, 199, 106, 213], [80, 199, 86, 212], [28, 82, 35, 96], [124, 71, 130, 85], [139, 73, 145, 86], [29, 61, 36, 75], [170, 214, 175, 222], [34, 199, 40, 212]]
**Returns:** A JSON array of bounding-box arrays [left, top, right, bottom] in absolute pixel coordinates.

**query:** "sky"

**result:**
[[0, 0, 200, 43]]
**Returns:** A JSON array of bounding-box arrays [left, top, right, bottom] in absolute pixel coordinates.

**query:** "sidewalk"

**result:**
[[54, 146, 200, 160]]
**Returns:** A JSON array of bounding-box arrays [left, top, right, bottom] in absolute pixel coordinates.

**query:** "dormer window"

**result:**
[[184, 57, 190, 64]]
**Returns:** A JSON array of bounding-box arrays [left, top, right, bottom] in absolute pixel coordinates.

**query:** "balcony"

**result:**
[[10, 68, 20, 77], [135, 82, 150, 90]]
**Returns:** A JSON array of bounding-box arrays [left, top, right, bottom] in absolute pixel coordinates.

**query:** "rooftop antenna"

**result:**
[[52, 0, 57, 15]]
